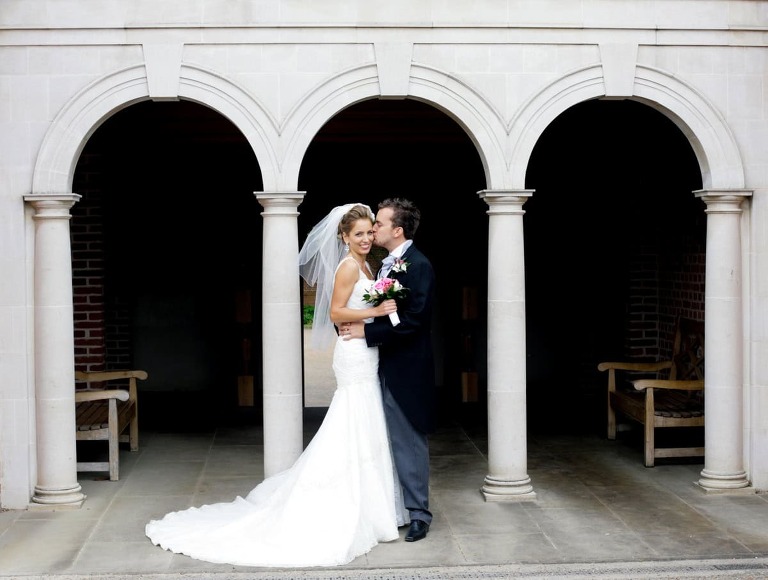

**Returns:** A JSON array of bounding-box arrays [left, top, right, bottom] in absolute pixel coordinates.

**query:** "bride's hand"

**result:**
[[375, 299, 397, 316]]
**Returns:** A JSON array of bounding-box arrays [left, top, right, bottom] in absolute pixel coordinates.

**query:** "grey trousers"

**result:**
[[381, 377, 432, 525]]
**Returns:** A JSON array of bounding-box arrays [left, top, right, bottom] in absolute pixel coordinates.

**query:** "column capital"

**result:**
[[478, 189, 534, 215], [255, 191, 305, 216], [24, 194, 81, 218], [694, 189, 752, 214]]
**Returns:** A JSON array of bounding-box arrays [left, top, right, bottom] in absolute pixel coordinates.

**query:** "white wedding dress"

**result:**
[[145, 259, 407, 567]]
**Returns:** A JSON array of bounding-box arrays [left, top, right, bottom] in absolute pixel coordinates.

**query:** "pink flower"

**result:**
[[363, 278, 408, 306], [373, 278, 395, 293]]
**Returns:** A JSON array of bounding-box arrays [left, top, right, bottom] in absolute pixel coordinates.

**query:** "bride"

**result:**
[[145, 203, 407, 567]]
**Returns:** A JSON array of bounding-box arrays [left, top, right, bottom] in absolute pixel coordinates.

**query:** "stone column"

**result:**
[[695, 189, 752, 492], [478, 190, 536, 501], [24, 194, 85, 507], [255, 192, 305, 477]]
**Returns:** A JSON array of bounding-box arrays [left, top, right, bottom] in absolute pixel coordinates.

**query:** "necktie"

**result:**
[[378, 254, 396, 279]]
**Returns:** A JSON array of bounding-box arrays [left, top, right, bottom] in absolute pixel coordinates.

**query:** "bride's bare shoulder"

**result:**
[[334, 256, 359, 277]]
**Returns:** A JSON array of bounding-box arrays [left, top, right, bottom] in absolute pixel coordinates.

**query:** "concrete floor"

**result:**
[[2, 408, 768, 579]]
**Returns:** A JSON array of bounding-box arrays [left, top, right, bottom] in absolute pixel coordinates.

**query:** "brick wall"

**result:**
[[625, 218, 706, 363], [71, 154, 106, 373], [72, 152, 133, 373]]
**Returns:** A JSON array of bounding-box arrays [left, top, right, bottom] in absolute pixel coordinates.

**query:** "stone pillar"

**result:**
[[478, 190, 536, 501], [24, 194, 86, 507], [255, 192, 305, 477], [695, 189, 752, 492]]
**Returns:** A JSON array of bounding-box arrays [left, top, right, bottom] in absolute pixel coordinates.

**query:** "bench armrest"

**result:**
[[632, 379, 704, 391], [75, 369, 147, 402], [75, 389, 130, 403], [75, 370, 148, 381], [597, 361, 673, 373]]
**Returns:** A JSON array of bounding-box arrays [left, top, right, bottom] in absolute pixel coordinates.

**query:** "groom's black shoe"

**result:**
[[405, 519, 429, 542]]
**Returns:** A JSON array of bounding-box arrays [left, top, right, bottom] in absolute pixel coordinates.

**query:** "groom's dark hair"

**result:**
[[379, 198, 420, 239]]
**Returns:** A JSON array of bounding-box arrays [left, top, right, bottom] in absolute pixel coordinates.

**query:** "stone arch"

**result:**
[[32, 64, 280, 193], [278, 63, 508, 190], [508, 64, 745, 190]]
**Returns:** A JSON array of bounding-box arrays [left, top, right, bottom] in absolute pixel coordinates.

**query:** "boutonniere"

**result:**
[[391, 258, 409, 273]]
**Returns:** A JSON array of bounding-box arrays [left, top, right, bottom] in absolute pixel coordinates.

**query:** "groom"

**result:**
[[343, 197, 437, 542]]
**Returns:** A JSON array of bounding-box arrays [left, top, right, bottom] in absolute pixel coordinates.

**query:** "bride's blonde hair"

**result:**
[[338, 204, 375, 239]]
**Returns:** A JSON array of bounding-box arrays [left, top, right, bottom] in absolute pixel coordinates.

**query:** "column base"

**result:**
[[31, 484, 86, 508], [693, 482, 756, 495], [697, 468, 750, 492], [481, 474, 537, 502]]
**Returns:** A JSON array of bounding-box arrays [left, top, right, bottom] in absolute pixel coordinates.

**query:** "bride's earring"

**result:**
[[344, 242, 349, 252]]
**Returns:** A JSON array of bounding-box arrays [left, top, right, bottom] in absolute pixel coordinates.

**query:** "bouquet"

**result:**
[[363, 277, 409, 326]]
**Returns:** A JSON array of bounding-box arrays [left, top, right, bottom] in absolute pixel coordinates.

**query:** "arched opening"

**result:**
[[72, 101, 263, 436], [297, 98, 488, 426], [524, 98, 704, 450]]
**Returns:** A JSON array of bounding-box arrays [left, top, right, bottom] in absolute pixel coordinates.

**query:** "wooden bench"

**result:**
[[597, 318, 704, 467], [75, 369, 147, 480]]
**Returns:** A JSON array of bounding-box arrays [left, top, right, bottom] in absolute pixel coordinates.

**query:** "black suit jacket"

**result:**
[[364, 244, 437, 433]]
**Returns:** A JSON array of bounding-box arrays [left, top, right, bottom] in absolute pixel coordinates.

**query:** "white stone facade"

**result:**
[[1, 1, 767, 508]]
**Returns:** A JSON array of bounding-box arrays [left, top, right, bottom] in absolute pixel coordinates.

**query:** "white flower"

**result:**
[[391, 259, 409, 273]]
